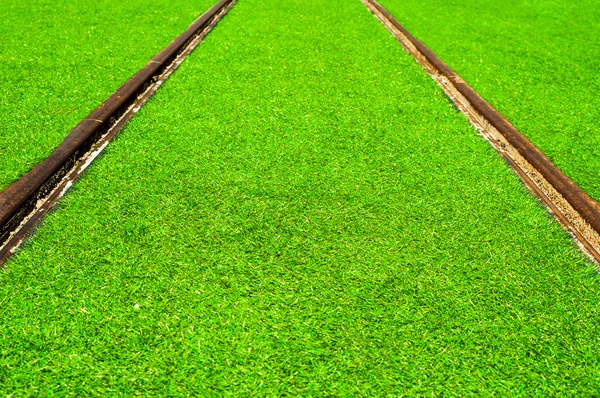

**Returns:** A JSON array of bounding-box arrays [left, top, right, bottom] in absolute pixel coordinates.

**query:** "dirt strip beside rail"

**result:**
[[362, 0, 600, 265], [0, 0, 237, 266]]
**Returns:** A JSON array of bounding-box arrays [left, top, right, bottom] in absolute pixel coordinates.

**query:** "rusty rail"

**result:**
[[363, 0, 600, 264], [0, 0, 237, 265]]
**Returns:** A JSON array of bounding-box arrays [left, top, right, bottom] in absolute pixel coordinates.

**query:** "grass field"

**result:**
[[378, 0, 600, 202], [0, 0, 215, 191], [2, 0, 600, 395]]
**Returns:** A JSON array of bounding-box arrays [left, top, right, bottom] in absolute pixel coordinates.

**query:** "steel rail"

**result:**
[[362, 0, 600, 264], [0, 0, 237, 266]]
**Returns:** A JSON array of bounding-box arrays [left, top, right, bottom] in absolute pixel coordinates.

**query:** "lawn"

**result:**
[[378, 0, 600, 202], [1, 0, 600, 395], [0, 0, 216, 191]]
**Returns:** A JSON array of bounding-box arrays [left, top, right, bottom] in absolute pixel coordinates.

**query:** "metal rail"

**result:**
[[362, 0, 600, 264], [0, 0, 237, 265]]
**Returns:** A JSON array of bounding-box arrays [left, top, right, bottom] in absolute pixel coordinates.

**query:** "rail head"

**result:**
[[0, 0, 236, 264], [363, 0, 600, 264]]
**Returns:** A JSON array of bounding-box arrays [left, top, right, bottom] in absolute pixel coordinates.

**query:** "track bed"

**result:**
[[1, 0, 600, 395]]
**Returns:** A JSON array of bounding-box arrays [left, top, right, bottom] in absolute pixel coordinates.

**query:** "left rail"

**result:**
[[0, 0, 237, 266]]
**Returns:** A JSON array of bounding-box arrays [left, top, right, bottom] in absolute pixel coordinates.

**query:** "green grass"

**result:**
[[0, 0, 216, 191], [1, 0, 600, 395], [378, 0, 600, 201]]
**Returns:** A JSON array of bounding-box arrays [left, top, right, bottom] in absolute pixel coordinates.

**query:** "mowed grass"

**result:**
[[378, 0, 600, 201], [2, 0, 600, 395], [0, 0, 216, 190]]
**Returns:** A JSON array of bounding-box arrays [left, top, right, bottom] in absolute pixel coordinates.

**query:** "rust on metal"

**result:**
[[362, 0, 600, 264], [0, 0, 237, 266]]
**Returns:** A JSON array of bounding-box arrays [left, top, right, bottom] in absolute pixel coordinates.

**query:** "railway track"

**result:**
[[0, 0, 237, 266], [362, 0, 600, 265], [1, 0, 599, 267]]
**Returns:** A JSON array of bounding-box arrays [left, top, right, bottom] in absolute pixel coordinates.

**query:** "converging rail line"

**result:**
[[2, 0, 599, 268], [0, 0, 237, 266], [362, 0, 600, 265]]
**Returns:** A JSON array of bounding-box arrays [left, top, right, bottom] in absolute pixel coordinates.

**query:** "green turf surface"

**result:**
[[0, 0, 216, 191], [377, 0, 600, 202], [2, 0, 600, 395]]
